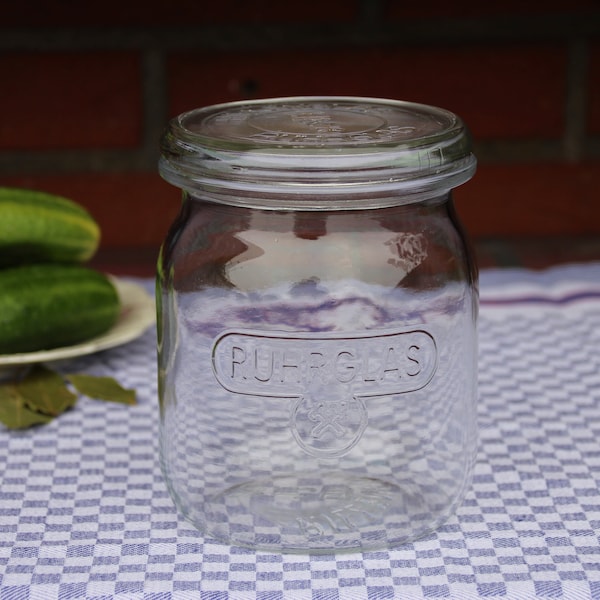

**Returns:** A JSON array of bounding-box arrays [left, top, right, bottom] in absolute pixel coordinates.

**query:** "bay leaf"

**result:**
[[17, 364, 77, 416], [0, 382, 54, 429], [66, 374, 137, 405]]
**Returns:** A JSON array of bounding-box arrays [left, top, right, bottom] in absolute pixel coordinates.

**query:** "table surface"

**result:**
[[1, 262, 599, 599]]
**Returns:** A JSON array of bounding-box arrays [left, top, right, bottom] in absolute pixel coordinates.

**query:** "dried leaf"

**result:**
[[66, 374, 137, 405], [17, 364, 77, 416], [0, 365, 136, 430], [0, 381, 54, 429]]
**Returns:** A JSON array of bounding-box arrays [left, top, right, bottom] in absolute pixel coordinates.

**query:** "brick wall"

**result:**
[[1, 0, 599, 256]]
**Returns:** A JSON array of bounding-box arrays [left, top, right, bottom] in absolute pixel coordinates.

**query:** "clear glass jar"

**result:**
[[157, 97, 478, 552]]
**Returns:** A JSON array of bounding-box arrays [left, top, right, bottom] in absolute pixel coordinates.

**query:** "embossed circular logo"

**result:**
[[202, 102, 425, 146], [290, 390, 368, 457], [248, 110, 386, 137], [211, 329, 437, 457]]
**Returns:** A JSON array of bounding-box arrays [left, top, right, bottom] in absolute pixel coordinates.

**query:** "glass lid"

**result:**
[[159, 96, 476, 208]]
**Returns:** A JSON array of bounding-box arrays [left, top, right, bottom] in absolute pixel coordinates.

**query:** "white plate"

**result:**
[[0, 278, 155, 372]]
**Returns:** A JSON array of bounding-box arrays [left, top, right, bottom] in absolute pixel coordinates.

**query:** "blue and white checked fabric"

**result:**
[[1, 263, 600, 599]]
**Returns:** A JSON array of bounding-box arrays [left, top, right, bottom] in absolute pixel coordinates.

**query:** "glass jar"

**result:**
[[157, 97, 478, 552]]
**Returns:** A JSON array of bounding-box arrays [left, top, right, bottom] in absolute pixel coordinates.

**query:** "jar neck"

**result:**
[[183, 184, 453, 212]]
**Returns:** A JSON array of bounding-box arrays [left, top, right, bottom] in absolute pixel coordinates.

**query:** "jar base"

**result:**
[[178, 471, 464, 553]]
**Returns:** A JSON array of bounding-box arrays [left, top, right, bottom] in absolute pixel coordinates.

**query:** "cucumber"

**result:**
[[0, 264, 120, 354], [0, 187, 100, 266]]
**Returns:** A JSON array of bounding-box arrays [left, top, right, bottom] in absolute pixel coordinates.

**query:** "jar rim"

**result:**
[[159, 96, 476, 208]]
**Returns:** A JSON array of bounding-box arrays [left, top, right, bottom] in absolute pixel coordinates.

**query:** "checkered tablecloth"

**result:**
[[1, 263, 599, 599]]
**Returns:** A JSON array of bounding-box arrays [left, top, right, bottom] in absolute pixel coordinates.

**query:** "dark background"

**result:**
[[1, 0, 599, 273]]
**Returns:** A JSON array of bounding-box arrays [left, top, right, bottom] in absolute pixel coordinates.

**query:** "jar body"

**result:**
[[157, 191, 478, 552]]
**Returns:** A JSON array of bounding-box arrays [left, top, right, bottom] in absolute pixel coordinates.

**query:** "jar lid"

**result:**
[[159, 97, 476, 209]]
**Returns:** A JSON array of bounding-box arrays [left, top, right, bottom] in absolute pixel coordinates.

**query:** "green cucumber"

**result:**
[[0, 264, 120, 354], [0, 187, 100, 266]]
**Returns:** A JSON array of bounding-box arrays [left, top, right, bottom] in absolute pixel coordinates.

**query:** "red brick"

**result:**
[[385, 0, 600, 19], [588, 42, 600, 135], [0, 52, 142, 151], [2, 0, 357, 26], [454, 162, 600, 237], [0, 173, 181, 248], [168, 43, 567, 140]]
